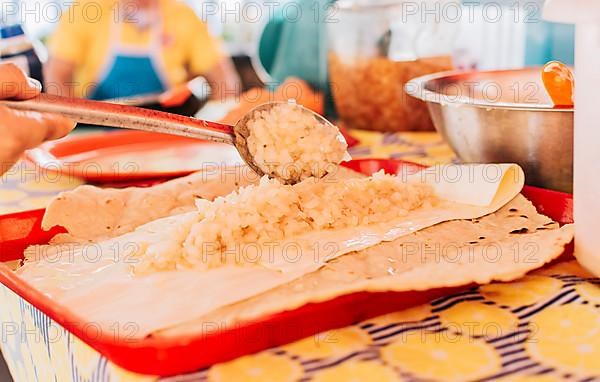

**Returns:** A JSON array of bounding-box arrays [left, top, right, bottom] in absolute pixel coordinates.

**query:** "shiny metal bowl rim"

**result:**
[[406, 69, 574, 113]]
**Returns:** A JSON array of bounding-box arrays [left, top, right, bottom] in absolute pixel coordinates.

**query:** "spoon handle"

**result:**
[[1, 93, 235, 144]]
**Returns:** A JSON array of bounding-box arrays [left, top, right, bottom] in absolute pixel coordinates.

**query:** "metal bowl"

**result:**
[[406, 68, 573, 193]]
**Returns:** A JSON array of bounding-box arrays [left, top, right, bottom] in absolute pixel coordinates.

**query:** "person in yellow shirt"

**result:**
[[45, 0, 240, 106]]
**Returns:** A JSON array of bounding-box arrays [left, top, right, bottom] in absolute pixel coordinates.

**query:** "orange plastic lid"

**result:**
[[542, 61, 574, 107]]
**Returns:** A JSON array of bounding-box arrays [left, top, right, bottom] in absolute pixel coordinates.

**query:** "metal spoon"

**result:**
[[1, 94, 332, 184]]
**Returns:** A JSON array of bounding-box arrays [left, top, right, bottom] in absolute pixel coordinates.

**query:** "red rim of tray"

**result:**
[[25, 130, 244, 183], [25, 128, 360, 185], [0, 159, 574, 376]]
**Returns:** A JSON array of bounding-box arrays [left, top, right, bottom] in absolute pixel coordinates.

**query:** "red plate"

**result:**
[[0, 159, 574, 376], [25, 130, 244, 183]]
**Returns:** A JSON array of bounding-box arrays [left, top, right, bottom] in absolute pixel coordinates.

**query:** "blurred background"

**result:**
[[2, 0, 574, 67], [0, 0, 575, 136], [2, 0, 574, 95]]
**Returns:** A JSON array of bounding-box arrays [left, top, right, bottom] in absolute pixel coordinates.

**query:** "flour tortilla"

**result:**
[[156, 194, 573, 337], [42, 165, 363, 242], [20, 192, 573, 338], [20, 163, 573, 338], [18, 164, 550, 338]]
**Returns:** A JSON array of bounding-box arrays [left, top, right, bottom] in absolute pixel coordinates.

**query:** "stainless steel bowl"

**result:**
[[406, 68, 573, 193]]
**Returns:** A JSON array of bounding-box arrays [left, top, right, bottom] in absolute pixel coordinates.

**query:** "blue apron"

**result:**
[[89, 13, 168, 101]]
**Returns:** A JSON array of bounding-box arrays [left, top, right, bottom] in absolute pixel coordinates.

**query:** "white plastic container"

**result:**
[[544, 0, 600, 275]]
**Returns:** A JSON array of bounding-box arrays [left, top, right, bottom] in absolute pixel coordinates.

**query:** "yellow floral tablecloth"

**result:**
[[0, 130, 598, 382]]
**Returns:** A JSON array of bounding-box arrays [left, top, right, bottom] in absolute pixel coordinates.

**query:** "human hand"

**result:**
[[0, 63, 75, 175], [158, 82, 193, 108]]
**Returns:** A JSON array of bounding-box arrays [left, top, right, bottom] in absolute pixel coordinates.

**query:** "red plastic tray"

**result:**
[[25, 130, 361, 185], [25, 130, 243, 183], [0, 159, 574, 376]]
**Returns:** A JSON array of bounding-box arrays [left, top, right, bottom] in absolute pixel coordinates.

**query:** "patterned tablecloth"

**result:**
[[0, 130, 598, 382]]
